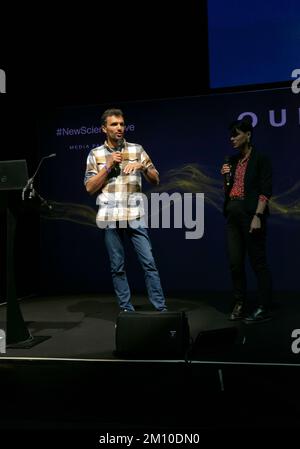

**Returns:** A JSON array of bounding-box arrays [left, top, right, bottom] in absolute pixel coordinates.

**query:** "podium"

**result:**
[[0, 160, 33, 345]]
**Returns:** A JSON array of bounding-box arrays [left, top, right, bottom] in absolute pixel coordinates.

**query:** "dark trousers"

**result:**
[[226, 199, 272, 308]]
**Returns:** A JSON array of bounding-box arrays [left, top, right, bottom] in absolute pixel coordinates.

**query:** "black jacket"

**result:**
[[223, 148, 272, 217]]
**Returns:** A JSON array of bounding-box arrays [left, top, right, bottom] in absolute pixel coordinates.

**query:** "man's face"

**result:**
[[230, 128, 250, 149], [102, 115, 125, 143]]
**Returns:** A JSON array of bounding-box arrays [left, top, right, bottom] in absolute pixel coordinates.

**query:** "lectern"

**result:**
[[0, 160, 33, 345]]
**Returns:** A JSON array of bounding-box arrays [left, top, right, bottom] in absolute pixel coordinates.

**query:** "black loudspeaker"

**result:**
[[191, 326, 238, 357], [115, 311, 190, 358]]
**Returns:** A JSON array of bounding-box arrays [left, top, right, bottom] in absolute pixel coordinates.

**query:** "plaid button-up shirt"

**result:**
[[84, 140, 156, 224]]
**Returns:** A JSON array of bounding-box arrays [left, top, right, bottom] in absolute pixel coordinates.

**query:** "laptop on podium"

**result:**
[[0, 160, 28, 191]]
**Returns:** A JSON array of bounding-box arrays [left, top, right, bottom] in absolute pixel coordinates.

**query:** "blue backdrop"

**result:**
[[37, 87, 300, 294]]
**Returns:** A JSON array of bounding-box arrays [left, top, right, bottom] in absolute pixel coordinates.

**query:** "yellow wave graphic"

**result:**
[[40, 164, 300, 225]]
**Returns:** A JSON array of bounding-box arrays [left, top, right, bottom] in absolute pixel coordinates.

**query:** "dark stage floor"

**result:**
[[0, 292, 299, 363], [0, 293, 300, 434]]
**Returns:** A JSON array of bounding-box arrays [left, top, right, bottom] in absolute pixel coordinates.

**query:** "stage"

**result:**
[[0, 293, 300, 432], [0, 292, 298, 363]]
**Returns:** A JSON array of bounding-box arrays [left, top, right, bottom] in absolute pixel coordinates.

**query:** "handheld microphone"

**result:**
[[224, 155, 231, 187], [114, 139, 123, 174], [115, 138, 124, 152]]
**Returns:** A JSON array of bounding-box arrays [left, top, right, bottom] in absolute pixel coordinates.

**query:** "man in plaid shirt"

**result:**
[[84, 108, 167, 312]]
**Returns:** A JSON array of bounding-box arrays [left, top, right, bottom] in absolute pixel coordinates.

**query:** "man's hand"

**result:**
[[107, 151, 122, 169], [123, 162, 143, 174]]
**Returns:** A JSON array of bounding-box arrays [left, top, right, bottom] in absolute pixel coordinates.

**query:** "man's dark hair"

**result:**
[[101, 108, 124, 126], [229, 117, 253, 137]]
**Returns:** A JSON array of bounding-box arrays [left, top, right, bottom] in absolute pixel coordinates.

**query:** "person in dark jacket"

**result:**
[[221, 118, 272, 323]]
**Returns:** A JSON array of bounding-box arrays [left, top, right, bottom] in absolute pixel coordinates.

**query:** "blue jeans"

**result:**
[[104, 222, 166, 311]]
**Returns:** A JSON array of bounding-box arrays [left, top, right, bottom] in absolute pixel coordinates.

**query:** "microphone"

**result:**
[[22, 153, 56, 200], [224, 155, 231, 187], [29, 153, 56, 183], [114, 139, 123, 175], [115, 138, 124, 152]]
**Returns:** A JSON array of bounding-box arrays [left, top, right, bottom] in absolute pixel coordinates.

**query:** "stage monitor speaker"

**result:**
[[115, 311, 190, 358], [192, 326, 238, 357]]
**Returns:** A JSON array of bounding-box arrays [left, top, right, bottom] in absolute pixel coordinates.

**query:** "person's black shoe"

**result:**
[[229, 302, 244, 321], [243, 306, 272, 324]]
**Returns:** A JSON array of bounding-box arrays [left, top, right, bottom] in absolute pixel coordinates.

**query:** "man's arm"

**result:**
[[85, 152, 122, 195], [140, 147, 160, 185], [143, 166, 159, 185], [85, 167, 110, 195]]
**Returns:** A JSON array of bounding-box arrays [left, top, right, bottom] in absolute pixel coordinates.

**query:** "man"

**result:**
[[84, 108, 167, 312], [221, 118, 272, 323]]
